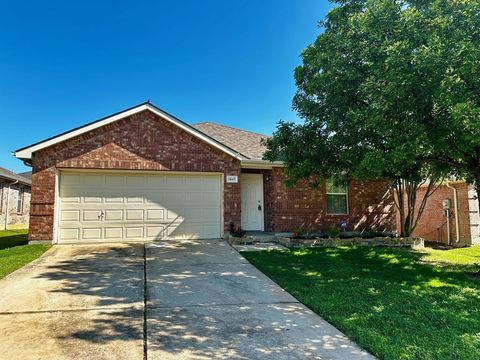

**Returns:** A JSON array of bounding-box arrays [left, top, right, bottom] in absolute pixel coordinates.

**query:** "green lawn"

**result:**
[[241, 246, 480, 360], [0, 230, 50, 279]]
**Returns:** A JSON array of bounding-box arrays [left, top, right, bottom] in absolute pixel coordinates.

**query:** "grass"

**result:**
[[241, 246, 480, 360], [0, 229, 50, 279]]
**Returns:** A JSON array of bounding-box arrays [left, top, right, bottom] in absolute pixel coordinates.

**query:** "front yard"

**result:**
[[0, 230, 49, 279], [242, 246, 480, 360]]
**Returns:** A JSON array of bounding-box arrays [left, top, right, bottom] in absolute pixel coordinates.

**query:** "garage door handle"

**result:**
[[98, 211, 104, 220]]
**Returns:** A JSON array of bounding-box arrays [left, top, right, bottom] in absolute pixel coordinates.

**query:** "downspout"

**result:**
[[3, 180, 18, 230], [446, 181, 460, 244]]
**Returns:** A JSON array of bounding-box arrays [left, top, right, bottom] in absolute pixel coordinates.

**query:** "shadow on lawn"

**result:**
[[245, 247, 480, 359], [242, 247, 480, 359], [0, 230, 29, 250]]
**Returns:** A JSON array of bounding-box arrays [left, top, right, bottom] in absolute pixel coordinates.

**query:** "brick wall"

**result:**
[[261, 168, 396, 233], [0, 180, 30, 230], [408, 182, 474, 246], [29, 110, 241, 241]]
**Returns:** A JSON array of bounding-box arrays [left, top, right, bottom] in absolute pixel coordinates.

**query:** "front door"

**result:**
[[241, 173, 264, 231]]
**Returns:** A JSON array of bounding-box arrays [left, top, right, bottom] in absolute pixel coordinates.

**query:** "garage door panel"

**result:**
[[126, 227, 144, 238], [146, 209, 164, 220], [58, 172, 222, 243], [105, 196, 124, 203], [84, 196, 103, 203], [61, 210, 80, 222], [105, 175, 125, 186], [84, 175, 104, 186], [83, 210, 103, 221], [104, 227, 123, 239], [126, 209, 144, 221], [146, 226, 164, 238], [62, 173, 83, 186], [126, 176, 145, 187], [126, 195, 144, 204], [83, 228, 102, 240], [60, 228, 80, 241], [105, 209, 123, 221]]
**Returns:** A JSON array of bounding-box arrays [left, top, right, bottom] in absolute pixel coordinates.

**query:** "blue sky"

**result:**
[[0, 0, 331, 172]]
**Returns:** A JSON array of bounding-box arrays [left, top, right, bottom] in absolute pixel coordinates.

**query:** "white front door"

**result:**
[[241, 173, 264, 231]]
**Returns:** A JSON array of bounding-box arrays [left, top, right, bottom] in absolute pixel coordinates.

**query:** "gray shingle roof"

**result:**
[[192, 122, 268, 160], [0, 167, 31, 185], [18, 171, 32, 180]]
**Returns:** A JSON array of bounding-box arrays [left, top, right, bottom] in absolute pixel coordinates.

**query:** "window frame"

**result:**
[[17, 187, 24, 214], [325, 180, 349, 215]]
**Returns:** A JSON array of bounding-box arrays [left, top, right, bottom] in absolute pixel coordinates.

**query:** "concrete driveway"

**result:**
[[0, 240, 375, 360]]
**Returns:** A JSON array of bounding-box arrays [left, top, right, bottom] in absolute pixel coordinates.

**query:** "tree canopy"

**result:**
[[264, 0, 480, 236]]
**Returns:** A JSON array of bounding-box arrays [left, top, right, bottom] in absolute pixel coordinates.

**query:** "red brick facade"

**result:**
[[28, 109, 396, 241], [407, 182, 474, 246], [29, 110, 241, 241], [246, 168, 395, 232]]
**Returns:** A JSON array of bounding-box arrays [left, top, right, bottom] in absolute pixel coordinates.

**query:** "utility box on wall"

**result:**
[[442, 199, 451, 210]]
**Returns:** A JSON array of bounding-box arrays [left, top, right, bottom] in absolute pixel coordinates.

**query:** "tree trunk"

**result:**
[[393, 178, 439, 237]]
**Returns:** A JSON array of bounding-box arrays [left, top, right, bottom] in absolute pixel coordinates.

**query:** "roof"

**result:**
[[0, 167, 31, 185], [13, 102, 247, 163], [13, 101, 281, 169], [192, 122, 268, 160], [18, 171, 32, 180]]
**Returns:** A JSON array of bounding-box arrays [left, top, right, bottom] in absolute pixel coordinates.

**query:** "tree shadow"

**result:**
[[0, 230, 29, 250], [242, 247, 480, 359], [32, 241, 374, 359], [32, 244, 145, 346]]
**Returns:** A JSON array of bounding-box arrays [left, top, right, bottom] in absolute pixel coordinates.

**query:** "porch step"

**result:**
[[228, 231, 292, 245], [245, 232, 277, 243]]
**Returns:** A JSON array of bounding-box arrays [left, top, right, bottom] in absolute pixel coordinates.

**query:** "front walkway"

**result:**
[[0, 240, 374, 359]]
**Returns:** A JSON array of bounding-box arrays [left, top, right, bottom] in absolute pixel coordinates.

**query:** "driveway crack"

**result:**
[[143, 243, 147, 360]]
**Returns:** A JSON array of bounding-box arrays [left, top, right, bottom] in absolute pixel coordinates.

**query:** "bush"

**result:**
[[229, 222, 246, 238]]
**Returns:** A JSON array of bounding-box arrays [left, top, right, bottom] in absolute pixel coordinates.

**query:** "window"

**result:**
[[17, 188, 24, 214], [326, 180, 348, 214]]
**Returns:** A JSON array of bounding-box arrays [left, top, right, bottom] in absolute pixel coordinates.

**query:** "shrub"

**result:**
[[229, 222, 246, 238]]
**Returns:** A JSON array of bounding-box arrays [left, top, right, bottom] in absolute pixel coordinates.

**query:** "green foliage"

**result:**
[[0, 230, 49, 279], [242, 246, 480, 360], [327, 227, 341, 238], [264, 0, 480, 235]]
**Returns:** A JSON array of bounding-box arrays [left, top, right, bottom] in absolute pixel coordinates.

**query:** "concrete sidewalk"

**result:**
[[0, 240, 375, 359]]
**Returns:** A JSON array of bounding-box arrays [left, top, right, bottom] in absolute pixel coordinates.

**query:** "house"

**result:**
[[409, 181, 480, 247], [13, 102, 395, 244], [0, 167, 31, 230]]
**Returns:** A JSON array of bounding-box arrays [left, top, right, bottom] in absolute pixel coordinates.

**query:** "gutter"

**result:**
[[446, 181, 460, 244], [3, 180, 18, 230], [240, 159, 284, 169]]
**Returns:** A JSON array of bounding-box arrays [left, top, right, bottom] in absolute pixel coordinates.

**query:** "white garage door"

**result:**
[[58, 171, 222, 243]]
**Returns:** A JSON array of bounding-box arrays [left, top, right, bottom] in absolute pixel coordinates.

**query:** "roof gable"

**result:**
[[13, 102, 246, 162]]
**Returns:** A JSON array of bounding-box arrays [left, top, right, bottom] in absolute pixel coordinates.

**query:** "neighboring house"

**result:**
[[0, 167, 31, 230], [13, 102, 395, 244], [409, 181, 480, 247]]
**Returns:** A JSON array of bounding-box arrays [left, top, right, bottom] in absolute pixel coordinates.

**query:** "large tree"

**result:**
[[264, 0, 479, 236]]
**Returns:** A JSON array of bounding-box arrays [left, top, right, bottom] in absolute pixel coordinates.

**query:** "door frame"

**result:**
[[240, 173, 264, 231]]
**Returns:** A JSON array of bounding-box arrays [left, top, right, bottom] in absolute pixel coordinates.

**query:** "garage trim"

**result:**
[[54, 169, 224, 244]]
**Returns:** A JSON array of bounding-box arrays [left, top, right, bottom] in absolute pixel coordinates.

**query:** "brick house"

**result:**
[[408, 181, 480, 247], [0, 167, 31, 230], [14, 102, 395, 244]]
